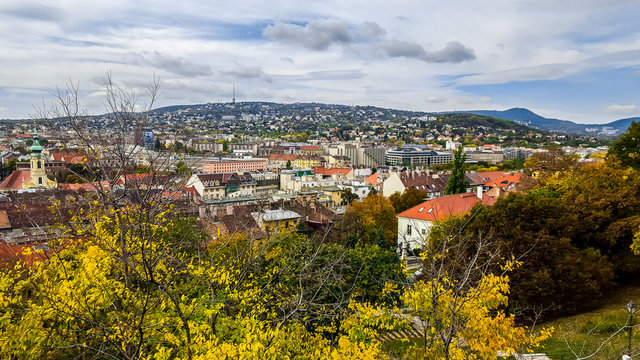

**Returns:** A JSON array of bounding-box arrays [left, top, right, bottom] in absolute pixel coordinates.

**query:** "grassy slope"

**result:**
[[535, 283, 640, 359]]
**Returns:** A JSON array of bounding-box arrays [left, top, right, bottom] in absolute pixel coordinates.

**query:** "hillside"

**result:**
[[459, 108, 636, 135]]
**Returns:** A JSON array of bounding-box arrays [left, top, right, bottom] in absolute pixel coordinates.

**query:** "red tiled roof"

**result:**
[[475, 171, 507, 183], [269, 154, 298, 161], [58, 181, 111, 192], [0, 170, 31, 190], [312, 167, 351, 176], [364, 173, 381, 186], [52, 153, 87, 164], [397, 192, 497, 222], [0, 241, 48, 265], [485, 173, 523, 188], [0, 210, 10, 229], [398, 171, 448, 193]]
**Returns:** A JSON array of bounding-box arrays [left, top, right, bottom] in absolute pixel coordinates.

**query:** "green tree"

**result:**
[[608, 121, 640, 169], [341, 188, 359, 205], [445, 146, 469, 195], [389, 187, 430, 213], [334, 194, 398, 247], [285, 160, 292, 170], [174, 161, 191, 175]]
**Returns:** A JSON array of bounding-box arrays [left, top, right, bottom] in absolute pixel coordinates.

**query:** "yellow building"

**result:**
[[0, 129, 57, 190], [251, 209, 301, 234], [293, 155, 324, 169], [322, 187, 343, 206]]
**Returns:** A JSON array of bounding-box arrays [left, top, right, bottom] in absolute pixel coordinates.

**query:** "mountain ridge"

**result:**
[[444, 107, 636, 135]]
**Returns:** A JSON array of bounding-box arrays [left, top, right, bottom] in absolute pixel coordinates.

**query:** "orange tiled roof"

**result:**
[[0, 170, 31, 190], [485, 173, 523, 188], [0, 210, 10, 229], [397, 192, 497, 222], [58, 181, 111, 192], [269, 154, 298, 161], [53, 153, 87, 164], [364, 173, 382, 186], [312, 167, 351, 176], [475, 171, 507, 183]]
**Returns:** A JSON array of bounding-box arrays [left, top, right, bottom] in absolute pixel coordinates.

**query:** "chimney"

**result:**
[[477, 186, 483, 199], [226, 205, 234, 215], [199, 206, 206, 218]]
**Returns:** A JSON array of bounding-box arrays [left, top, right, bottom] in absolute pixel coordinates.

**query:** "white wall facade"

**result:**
[[382, 172, 406, 197], [397, 216, 433, 252]]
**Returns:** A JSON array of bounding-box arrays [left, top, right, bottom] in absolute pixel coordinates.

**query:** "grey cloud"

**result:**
[[263, 19, 353, 50], [381, 40, 475, 63], [218, 65, 272, 82], [423, 41, 476, 63], [305, 69, 366, 80], [381, 40, 428, 58], [280, 57, 294, 63], [356, 22, 386, 41], [4, 4, 64, 22], [132, 52, 212, 77]]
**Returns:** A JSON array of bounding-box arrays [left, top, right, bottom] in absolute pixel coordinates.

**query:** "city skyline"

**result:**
[[1, 0, 640, 124]]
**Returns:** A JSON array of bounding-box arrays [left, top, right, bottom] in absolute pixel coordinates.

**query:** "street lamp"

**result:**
[[628, 301, 637, 357]]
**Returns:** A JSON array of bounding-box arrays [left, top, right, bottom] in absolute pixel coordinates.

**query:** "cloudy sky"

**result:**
[[1, 0, 640, 124]]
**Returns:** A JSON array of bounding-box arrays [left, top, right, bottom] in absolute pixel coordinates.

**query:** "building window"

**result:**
[[422, 229, 426, 235], [407, 224, 412, 235], [37, 161, 41, 169], [38, 177, 42, 185]]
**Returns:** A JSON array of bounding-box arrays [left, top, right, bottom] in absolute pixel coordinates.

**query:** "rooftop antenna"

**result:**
[[232, 82, 236, 105]]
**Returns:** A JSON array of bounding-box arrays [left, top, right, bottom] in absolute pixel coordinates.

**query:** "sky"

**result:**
[[1, 1, 640, 124]]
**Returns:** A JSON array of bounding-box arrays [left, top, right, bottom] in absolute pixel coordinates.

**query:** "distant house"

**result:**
[[382, 170, 448, 198], [251, 208, 301, 234], [484, 172, 523, 197], [396, 188, 497, 255], [187, 172, 256, 199]]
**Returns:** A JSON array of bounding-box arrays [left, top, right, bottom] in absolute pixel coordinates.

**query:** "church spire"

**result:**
[[30, 127, 43, 156]]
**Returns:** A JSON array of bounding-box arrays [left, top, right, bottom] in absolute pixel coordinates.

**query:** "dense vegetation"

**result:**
[[433, 144, 640, 318]]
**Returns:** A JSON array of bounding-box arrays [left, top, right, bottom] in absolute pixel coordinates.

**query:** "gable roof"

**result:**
[[485, 173, 523, 188], [52, 153, 87, 164], [398, 171, 448, 193], [0, 170, 31, 190], [397, 192, 497, 222], [364, 173, 382, 186], [195, 172, 255, 188]]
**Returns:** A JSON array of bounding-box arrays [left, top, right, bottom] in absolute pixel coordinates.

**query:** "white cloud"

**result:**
[[606, 104, 638, 115], [0, 0, 639, 122]]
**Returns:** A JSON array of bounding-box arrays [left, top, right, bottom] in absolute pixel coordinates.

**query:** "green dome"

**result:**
[[30, 128, 43, 155]]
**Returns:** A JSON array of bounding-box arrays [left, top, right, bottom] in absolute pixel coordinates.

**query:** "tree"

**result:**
[[285, 159, 292, 170], [389, 187, 429, 213], [608, 121, 640, 170], [341, 188, 359, 205], [335, 194, 398, 247], [445, 146, 469, 195], [396, 217, 552, 359]]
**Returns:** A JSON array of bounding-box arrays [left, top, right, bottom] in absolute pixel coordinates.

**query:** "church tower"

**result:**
[[28, 128, 55, 189]]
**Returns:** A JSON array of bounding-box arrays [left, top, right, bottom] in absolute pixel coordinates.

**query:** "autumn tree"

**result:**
[[334, 194, 398, 247], [445, 147, 469, 195], [389, 187, 429, 213], [395, 216, 552, 359], [608, 120, 640, 170], [341, 188, 359, 205]]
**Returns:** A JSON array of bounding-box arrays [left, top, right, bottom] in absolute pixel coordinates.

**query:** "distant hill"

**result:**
[[447, 108, 636, 136]]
